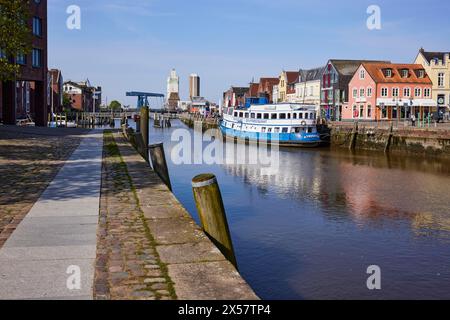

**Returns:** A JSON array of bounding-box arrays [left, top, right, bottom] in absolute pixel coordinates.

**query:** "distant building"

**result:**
[[63, 79, 101, 112], [291, 67, 324, 113], [272, 85, 279, 103], [189, 74, 201, 100], [223, 86, 249, 108], [320, 59, 389, 120], [343, 63, 435, 121], [49, 69, 63, 114], [258, 78, 279, 103], [190, 96, 209, 115], [167, 69, 180, 111], [415, 48, 450, 112], [1, 0, 48, 125], [278, 71, 299, 102], [178, 100, 192, 112]]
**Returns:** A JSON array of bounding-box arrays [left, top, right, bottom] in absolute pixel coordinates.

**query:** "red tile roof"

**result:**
[[286, 71, 300, 84], [362, 63, 432, 84]]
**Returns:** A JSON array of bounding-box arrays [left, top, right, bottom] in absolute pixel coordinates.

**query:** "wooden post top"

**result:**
[[192, 174, 217, 188]]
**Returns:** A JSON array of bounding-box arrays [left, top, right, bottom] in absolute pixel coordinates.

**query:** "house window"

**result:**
[[392, 88, 399, 97], [424, 88, 431, 97], [353, 88, 358, 98], [359, 105, 364, 118], [32, 48, 42, 67], [403, 88, 411, 98], [367, 105, 372, 118], [415, 88, 422, 97], [381, 87, 388, 97], [32, 17, 42, 37], [438, 73, 445, 87], [360, 69, 365, 79], [401, 69, 408, 78], [367, 87, 372, 97], [16, 54, 26, 65], [360, 88, 365, 97], [352, 105, 357, 119]]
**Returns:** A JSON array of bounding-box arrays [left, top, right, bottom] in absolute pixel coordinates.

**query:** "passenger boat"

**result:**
[[220, 103, 322, 147]]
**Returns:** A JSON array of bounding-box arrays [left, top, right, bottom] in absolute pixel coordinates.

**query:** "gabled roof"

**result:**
[[248, 83, 259, 96], [286, 71, 300, 84], [299, 67, 325, 82], [259, 77, 279, 90], [362, 63, 432, 84], [329, 59, 390, 76], [418, 48, 450, 64]]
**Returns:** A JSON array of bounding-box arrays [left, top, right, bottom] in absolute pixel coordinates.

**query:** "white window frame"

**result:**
[[381, 87, 388, 97], [367, 87, 372, 97], [360, 88, 365, 97], [438, 73, 445, 88], [424, 88, 431, 98], [392, 87, 399, 97], [360, 69, 365, 80], [403, 87, 411, 98], [414, 87, 422, 98], [352, 88, 358, 98]]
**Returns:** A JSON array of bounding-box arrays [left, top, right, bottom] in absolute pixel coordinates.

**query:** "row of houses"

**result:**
[[223, 48, 450, 122]]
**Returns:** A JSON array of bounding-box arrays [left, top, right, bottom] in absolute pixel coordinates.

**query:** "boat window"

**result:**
[[299, 113, 303, 119], [268, 128, 273, 133], [293, 113, 297, 119], [234, 112, 238, 117], [288, 113, 291, 119], [294, 127, 302, 133], [274, 127, 280, 133], [257, 113, 262, 119], [239, 112, 244, 118], [245, 113, 249, 118], [307, 127, 313, 133], [279, 113, 286, 119], [310, 113, 314, 119], [282, 127, 289, 133], [251, 113, 256, 119], [264, 113, 269, 119], [271, 113, 277, 120], [261, 127, 266, 133], [305, 113, 309, 119]]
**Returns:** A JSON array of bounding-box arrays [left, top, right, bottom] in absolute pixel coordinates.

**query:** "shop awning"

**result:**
[[376, 98, 437, 107]]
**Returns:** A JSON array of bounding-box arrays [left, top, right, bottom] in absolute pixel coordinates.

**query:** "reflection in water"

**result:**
[[141, 120, 450, 299]]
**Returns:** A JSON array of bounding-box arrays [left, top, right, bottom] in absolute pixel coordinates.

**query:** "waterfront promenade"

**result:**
[[0, 125, 257, 300]]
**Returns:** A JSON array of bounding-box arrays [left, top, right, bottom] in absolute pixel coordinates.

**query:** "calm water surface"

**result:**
[[133, 120, 450, 300]]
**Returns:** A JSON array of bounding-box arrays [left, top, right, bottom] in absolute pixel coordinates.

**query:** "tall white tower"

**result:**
[[167, 68, 179, 99]]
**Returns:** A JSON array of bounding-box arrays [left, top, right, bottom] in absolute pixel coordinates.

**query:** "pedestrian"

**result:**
[[411, 114, 416, 127]]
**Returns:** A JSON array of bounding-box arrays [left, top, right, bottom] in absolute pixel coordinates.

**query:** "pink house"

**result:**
[[343, 63, 436, 121]]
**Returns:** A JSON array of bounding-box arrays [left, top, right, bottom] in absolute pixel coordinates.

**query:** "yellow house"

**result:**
[[415, 48, 450, 110], [278, 70, 299, 102]]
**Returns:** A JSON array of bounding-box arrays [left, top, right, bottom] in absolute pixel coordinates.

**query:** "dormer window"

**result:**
[[385, 69, 392, 78], [417, 69, 425, 78], [360, 69, 365, 79], [401, 69, 409, 78]]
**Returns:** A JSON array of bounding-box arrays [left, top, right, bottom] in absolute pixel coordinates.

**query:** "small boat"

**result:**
[[220, 102, 322, 147]]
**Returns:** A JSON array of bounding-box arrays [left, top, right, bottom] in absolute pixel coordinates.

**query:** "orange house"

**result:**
[[343, 63, 436, 121]]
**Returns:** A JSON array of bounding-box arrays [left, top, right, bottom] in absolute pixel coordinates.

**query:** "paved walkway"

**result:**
[[0, 131, 103, 300]]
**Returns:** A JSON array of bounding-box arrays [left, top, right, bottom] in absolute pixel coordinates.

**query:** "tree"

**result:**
[[0, 0, 32, 81], [109, 100, 122, 111], [63, 93, 72, 108]]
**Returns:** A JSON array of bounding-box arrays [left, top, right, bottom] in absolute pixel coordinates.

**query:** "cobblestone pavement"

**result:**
[[0, 127, 84, 248], [94, 132, 176, 300]]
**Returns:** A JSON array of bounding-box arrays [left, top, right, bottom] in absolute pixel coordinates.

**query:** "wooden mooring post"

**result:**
[[140, 106, 150, 162], [192, 174, 237, 269], [149, 143, 172, 191], [384, 123, 394, 153]]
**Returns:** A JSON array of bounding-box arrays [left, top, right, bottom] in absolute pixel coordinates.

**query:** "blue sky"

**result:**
[[48, 0, 450, 106]]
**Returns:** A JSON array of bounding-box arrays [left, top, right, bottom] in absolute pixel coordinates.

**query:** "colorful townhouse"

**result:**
[[258, 78, 279, 103], [223, 86, 249, 108], [415, 48, 450, 113], [343, 63, 435, 121], [278, 71, 299, 102], [320, 59, 388, 121], [289, 67, 324, 113]]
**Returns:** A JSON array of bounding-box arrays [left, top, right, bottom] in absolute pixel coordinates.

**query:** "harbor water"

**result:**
[[131, 119, 450, 300]]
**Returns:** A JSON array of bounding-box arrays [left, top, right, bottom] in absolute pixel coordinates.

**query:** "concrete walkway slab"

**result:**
[[0, 131, 103, 300]]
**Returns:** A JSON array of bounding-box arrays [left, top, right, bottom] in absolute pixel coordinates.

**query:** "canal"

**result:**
[[131, 119, 450, 300]]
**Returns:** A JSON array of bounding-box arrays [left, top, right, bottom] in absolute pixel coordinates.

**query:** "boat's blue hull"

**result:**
[[219, 124, 321, 147]]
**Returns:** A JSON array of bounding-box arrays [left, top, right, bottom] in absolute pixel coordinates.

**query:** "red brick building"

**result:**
[[0, 0, 48, 126], [258, 78, 279, 103], [63, 80, 101, 112]]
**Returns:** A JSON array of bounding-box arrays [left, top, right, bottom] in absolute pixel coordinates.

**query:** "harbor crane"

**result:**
[[126, 91, 165, 110]]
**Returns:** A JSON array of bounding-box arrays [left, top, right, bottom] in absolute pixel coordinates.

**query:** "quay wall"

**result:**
[[118, 129, 259, 300], [330, 123, 450, 157]]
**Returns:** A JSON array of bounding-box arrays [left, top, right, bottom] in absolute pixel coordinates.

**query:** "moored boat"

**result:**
[[220, 103, 322, 147]]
